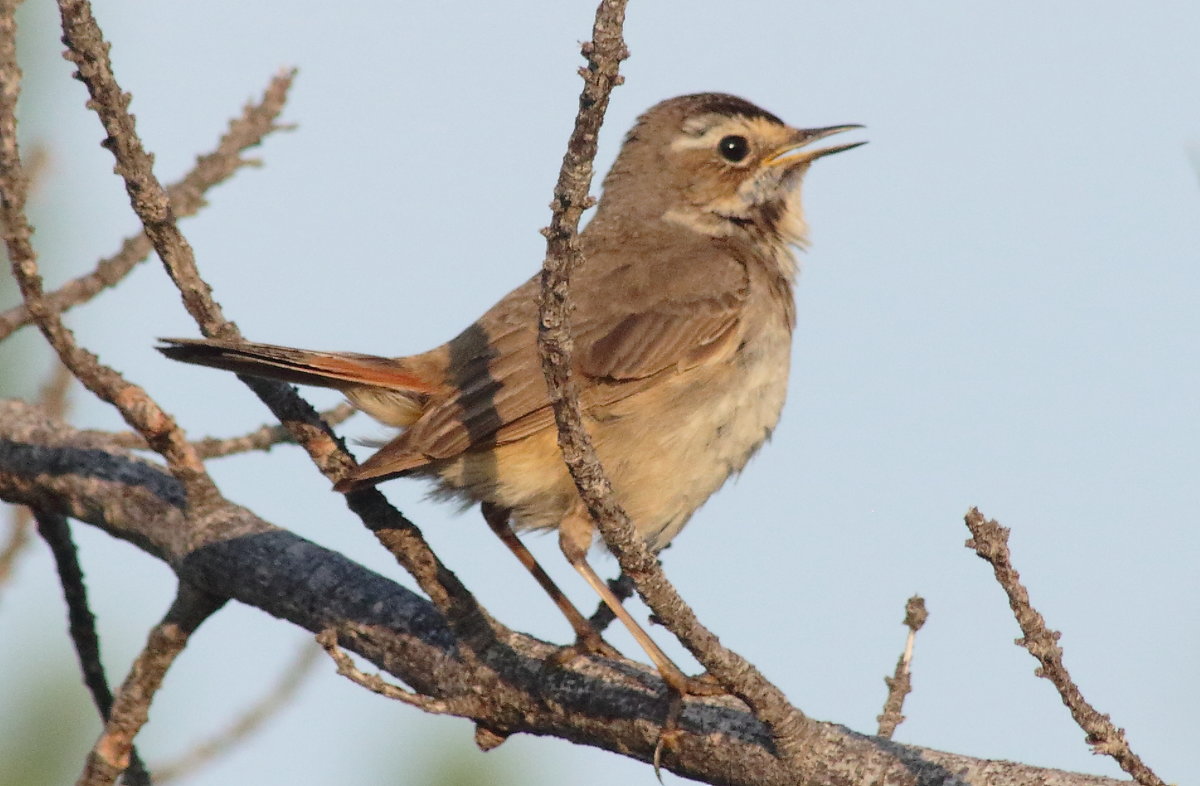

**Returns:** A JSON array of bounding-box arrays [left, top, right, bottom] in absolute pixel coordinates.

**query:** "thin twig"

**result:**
[[37, 356, 75, 408], [317, 628, 462, 714], [0, 71, 295, 342], [965, 507, 1165, 786], [153, 641, 321, 783], [93, 402, 357, 458], [534, 0, 820, 777], [877, 594, 928, 739], [58, 0, 233, 337], [54, 0, 479, 636], [35, 511, 111, 713], [191, 402, 356, 458], [78, 585, 225, 786]]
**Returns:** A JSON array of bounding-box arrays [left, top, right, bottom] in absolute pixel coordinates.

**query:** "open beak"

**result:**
[[765, 124, 866, 167]]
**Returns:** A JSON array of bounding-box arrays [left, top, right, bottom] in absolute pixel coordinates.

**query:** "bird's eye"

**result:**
[[717, 135, 750, 163]]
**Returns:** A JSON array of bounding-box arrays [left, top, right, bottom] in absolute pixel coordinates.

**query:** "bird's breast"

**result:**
[[688, 314, 793, 473], [587, 304, 794, 550]]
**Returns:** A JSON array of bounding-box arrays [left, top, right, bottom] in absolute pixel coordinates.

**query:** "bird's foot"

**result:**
[[652, 670, 729, 778]]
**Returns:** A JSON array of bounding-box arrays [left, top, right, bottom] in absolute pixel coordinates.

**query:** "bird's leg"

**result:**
[[556, 514, 725, 698], [557, 514, 726, 772], [587, 570, 635, 634], [480, 503, 619, 659]]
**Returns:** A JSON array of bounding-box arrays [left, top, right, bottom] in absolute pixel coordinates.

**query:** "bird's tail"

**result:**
[[158, 337, 440, 427]]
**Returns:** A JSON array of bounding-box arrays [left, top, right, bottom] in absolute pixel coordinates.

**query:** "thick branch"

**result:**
[[0, 398, 1131, 786], [0, 364, 73, 596]]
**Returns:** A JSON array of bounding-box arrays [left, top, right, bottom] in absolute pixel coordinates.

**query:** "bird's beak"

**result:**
[[765, 124, 866, 167]]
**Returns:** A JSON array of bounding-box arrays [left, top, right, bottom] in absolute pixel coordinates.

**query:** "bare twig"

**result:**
[[35, 510, 112, 714], [153, 641, 321, 783], [534, 0, 822, 777], [0, 71, 295, 342], [48, 0, 486, 662], [965, 507, 1165, 786], [877, 594, 928, 739], [317, 628, 463, 714], [191, 401, 356, 458], [78, 584, 224, 786], [0, 28, 212, 759], [94, 402, 357, 459], [58, 0, 233, 337], [1, 0, 1168, 781], [37, 348, 75, 408]]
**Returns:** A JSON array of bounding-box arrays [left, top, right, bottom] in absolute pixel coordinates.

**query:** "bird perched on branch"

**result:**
[[160, 92, 863, 696]]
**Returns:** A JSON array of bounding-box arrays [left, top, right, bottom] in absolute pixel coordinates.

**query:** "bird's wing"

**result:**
[[572, 242, 749, 380], [345, 236, 749, 485]]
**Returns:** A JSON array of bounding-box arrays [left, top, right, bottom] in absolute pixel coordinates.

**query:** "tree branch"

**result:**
[[965, 508, 1163, 786], [4, 0, 218, 512], [0, 362, 73, 597], [78, 584, 224, 786], [317, 628, 465, 714], [0, 399, 1131, 786], [55, 0, 496, 661], [877, 595, 928, 739], [35, 509, 151, 786], [534, 0, 829, 778], [1, 1, 1160, 782], [94, 402, 356, 459], [0, 70, 295, 342], [58, 0, 234, 337]]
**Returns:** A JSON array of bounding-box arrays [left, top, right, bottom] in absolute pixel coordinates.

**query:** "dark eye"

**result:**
[[717, 135, 750, 162]]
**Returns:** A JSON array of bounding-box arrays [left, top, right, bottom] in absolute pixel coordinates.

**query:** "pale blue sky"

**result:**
[[2, 2, 1197, 784]]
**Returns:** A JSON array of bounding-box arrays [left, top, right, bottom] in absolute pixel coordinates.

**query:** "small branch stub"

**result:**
[[877, 594, 927, 739]]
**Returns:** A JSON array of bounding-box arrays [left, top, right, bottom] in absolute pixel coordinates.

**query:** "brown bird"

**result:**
[[160, 93, 862, 693]]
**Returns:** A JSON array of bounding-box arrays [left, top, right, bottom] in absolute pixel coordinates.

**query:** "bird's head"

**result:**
[[595, 93, 863, 249]]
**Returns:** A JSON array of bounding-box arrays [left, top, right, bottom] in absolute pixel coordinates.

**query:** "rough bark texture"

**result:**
[[0, 399, 1130, 786]]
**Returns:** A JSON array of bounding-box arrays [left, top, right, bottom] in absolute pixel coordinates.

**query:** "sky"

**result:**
[[2, 1, 1197, 784]]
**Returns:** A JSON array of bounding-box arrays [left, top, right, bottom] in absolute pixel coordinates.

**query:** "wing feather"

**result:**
[[346, 232, 750, 485]]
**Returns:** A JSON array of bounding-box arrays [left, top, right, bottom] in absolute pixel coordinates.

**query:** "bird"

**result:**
[[159, 93, 863, 695]]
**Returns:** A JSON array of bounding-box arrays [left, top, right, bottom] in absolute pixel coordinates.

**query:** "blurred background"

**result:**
[[1, 1, 1196, 784]]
